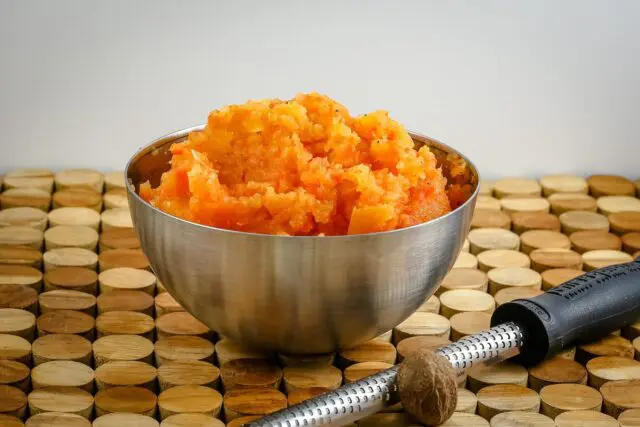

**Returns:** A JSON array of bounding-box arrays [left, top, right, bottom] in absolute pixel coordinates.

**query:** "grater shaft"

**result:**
[[249, 322, 524, 427]]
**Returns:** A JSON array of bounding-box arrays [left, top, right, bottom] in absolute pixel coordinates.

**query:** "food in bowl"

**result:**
[[139, 93, 471, 236]]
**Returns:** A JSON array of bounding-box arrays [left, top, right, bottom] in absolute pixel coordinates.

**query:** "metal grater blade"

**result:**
[[249, 322, 524, 427]]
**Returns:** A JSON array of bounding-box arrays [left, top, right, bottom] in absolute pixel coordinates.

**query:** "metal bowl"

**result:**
[[125, 125, 479, 354]]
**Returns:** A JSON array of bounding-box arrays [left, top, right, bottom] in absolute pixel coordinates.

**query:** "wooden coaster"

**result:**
[[548, 192, 597, 215], [103, 171, 125, 192], [577, 334, 635, 364], [158, 385, 222, 420], [439, 413, 489, 426], [277, 352, 335, 367], [439, 290, 495, 319], [32, 334, 92, 366], [487, 267, 541, 295], [0, 227, 43, 250], [155, 312, 210, 340], [0, 285, 38, 313], [0, 414, 24, 427], [220, 359, 282, 391], [0, 188, 51, 211], [392, 312, 451, 343], [154, 293, 183, 317], [0, 334, 31, 366], [54, 169, 104, 193], [42, 248, 97, 272], [454, 388, 478, 414], [0, 208, 48, 231], [529, 248, 583, 272], [280, 364, 342, 393], [93, 412, 160, 427], [43, 267, 97, 294], [619, 408, 640, 427], [622, 233, 640, 255], [98, 249, 150, 272], [471, 210, 511, 230], [101, 209, 133, 231], [540, 174, 588, 196], [476, 384, 540, 421], [103, 189, 128, 210], [99, 228, 140, 251], [511, 212, 561, 235], [94, 386, 157, 417], [44, 226, 98, 251], [27, 386, 93, 418], [343, 361, 392, 384], [95, 361, 157, 391], [0, 266, 43, 292], [338, 338, 397, 367], [468, 228, 520, 254], [96, 311, 155, 340], [587, 356, 640, 389], [157, 360, 219, 391], [25, 412, 92, 427], [477, 249, 530, 272], [570, 230, 622, 254], [598, 197, 640, 217], [160, 413, 223, 427], [500, 197, 550, 216], [540, 268, 584, 290], [47, 207, 101, 231], [453, 252, 478, 269], [554, 410, 620, 427], [519, 230, 571, 255], [396, 336, 451, 362], [416, 295, 440, 313], [0, 309, 36, 341], [52, 189, 102, 212], [3, 169, 54, 193], [223, 387, 287, 422], [610, 212, 640, 235], [588, 175, 636, 197], [0, 248, 42, 270], [582, 250, 634, 271], [31, 360, 94, 391], [38, 290, 96, 315], [0, 360, 29, 391], [450, 312, 491, 341], [559, 211, 610, 234], [476, 196, 502, 211], [437, 268, 488, 296], [539, 383, 602, 418], [93, 334, 154, 367], [493, 178, 541, 199], [494, 287, 544, 306], [490, 411, 555, 427], [98, 267, 156, 295], [97, 290, 153, 316], [599, 379, 640, 418], [154, 336, 215, 366], [527, 357, 588, 392], [0, 385, 26, 418], [468, 361, 529, 393]]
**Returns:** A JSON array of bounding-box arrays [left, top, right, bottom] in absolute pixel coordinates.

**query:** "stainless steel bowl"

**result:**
[[125, 125, 479, 354]]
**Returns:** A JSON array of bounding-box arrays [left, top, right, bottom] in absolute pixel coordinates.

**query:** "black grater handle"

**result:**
[[491, 258, 640, 366]]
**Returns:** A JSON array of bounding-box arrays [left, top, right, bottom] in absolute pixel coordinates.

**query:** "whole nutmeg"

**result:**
[[396, 348, 457, 426]]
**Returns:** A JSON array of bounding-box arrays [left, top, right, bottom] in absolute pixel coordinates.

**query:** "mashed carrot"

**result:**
[[139, 93, 457, 236]]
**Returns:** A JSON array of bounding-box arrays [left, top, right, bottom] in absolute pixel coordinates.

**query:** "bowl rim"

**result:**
[[125, 124, 480, 240]]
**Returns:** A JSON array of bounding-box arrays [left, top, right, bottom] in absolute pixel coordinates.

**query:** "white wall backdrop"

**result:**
[[1, 0, 639, 179]]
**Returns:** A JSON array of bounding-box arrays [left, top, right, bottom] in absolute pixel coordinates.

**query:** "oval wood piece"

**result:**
[[588, 175, 636, 197], [38, 290, 96, 314], [99, 228, 140, 251], [0, 208, 48, 230], [599, 379, 640, 418], [582, 249, 634, 272], [476, 384, 540, 421], [158, 385, 222, 420], [619, 408, 640, 427], [100, 208, 133, 230], [31, 360, 94, 391], [0, 266, 43, 291], [93, 334, 154, 367], [490, 411, 555, 427], [281, 364, 342, 393], [450, 312, 492, 341], [0, 188, 51, 211], [493, 178, 541, 199], [477, 249, 530, 272], [494, 287, 544, 306], [96, 311, 155, 339], [213, 339, 267, 366], [0, 247, 42, 269], [343, 361, 393, 384], [437, 268, 488, 296], [0, 385, 26, 417], [31, 333, 92, 366], [487, 267, 541, 295], [154, 336, 215, 366], [52, 189, 102, 212], [439, 413, 489, 427], [98, 249, 150, 271], [587, 356, 640, 389], [0, 226, 43, 249], [570, 230, 622, 254], [468, 228, 520, 254], [103, 189, 128, 210], [0, 414, 23, 427], [396, 336, 452, 362], [439, 289, 495, 319], [222, 387, 287, 421], [479, 180, 495, 196], [529, 248, 583, 272], [622, 233, 640, 255], [43, 226, 98, 251], [220, 358, 282, 391], [610, 212, 640, 235], [0, 284, 38, 312], [42, 248, 97, 272], [95, 360, 157, 390], [0, 360, 29, 391], [511, 212, 561, 235], [54, 169, 104, 193], [393, 312, 451, 343], [4, 169, 53, 191], [540, 174, 589, 196], [0, 309, 36, 340], [455, 388, 478, 414], [157, 360, 220, 390], [598, 196, 640, 216], [97, 290, 154, 315], [154, 292, 184, 317], [155, 312, 210, 339], [94, 386, 157, 417], [160, 413, 223, 427], [519, 230, 571, 255], [528, 357, 588, 392], [36, 310, 95, 338], [277, 352, 335, 367], [286, 387, 332, 407], [554, 410, 620, 427], [559, 211, 610, 234], [27, 386, 93, 417], [93, 412, 160, 427], [338, 338, 397, 367], [541, 268, 584, 290], [548, 192, 598, 215], [539, 383, 603, 418], [25, 412, 91, 427], [43, 267, 97, 294], [0, 334, 31, 365], [476, 196, 502, 211], [453, 252, 478, 269], [416, 295, 440, 314], [471, 209, 511, 230], [467, 361, 529, 393], [577, 334, 635, 364], [500, 197, 550, 215], [47, 207, 100, 230], [98, 267, 156, 295]]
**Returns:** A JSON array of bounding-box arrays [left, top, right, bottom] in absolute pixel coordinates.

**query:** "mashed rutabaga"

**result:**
[[140, 93, 465, 236]]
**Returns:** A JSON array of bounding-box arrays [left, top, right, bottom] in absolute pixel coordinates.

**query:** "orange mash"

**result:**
[[139, 93, 460, 236]]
